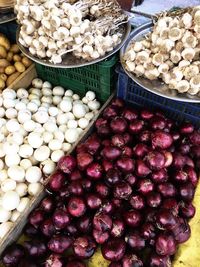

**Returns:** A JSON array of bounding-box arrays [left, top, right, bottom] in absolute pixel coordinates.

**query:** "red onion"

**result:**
[[95, 118, 108, 128], [111, 134, 125, 147], [139, 130, 151, 143], [145, 209, 157, 223], [179, 182, 195, 202], [111, 219, 125, 238], [179, 144, 191, 155], [162, 199, 179, 216], [116, 157, 135, 173], [172, 218, 191, 244], [86, 162, 103, 180], [44, 254, 64, 267], [133, 143, 149, 158], [105, 168, 121, 186], [93, 213, 112, 232], [76, 143, 87, 154], [66, 224, 78, 237], [95, 183, 110, 198], [123, 210, 142, 227], [110, 117, 128, 134], [78, 215, 92, 233], [149, 254, 171, 267], [58, 155, 76, 174], [158, 183, 177, 198], [184, 166, 198, 186], [48, 235, 72, 254], [67, 197, 86, 217], [111, 98, 125, 109], [68, 180, 83, 196], [150, 116, 166, 130], [129, 195, 145, 210], [185, 156, 195, 168], [86, 194, 102, 209], [122, 254, 143, 267], [129, 120, 144, 134], [174, 170, 188, 183], [40, 197, 54, 213], [97, 125, 110, 137], [172, 132, 181, 141], [180, 202, 196, 219], [125, 174, 136, 186], [102, 159, 113, 172], [40, 219, 56, 237], [73, 236, 96, 259], [48, 171, 66, 192], [147, 192, 162, 208], [81, 179, 92, 192], [66, 260, 86, 267], [85, 135, 101, 155], [24, 240, 47, 257], [52, 209, 71, 229], [135, 160, 151, 177], [93, 229, 110, 244], [123, 133, 133, 145], [156, 210, 177, 230], [155, 234, 176, 256], [138, 179, 154, 195], [113, 182, 132, 200], [172, 153, 186, 169], [29, 210, 45, 228], [164, 151, 173, 167], [77, 153, 93, 170], [151, 169, 168, 184], [59, 187, 70, 200], [122, 146, 133, 157], [141, 110, 154, 120], [24, 224, 38, 237], [103, 106, 118, 119], [122, 107, 138, 121], [125, 231, 145, 250], [191, 145, 200, 158], [102, 146, 122, 161], [112, 198, 123, 209], [2, 244, 25, 267], [101, 238, 126, 261], [152, 131, 173, 149], [146, 151, 166, 170], [180, 123, 194, 134], [101, 200, 115, 214], [140, 223, 156, 241]]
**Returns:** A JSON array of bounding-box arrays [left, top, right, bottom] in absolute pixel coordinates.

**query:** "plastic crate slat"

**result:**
[[117, 67, 200, 127]]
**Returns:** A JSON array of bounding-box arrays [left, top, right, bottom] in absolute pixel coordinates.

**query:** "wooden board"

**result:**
[[0, 65, 114, 256]]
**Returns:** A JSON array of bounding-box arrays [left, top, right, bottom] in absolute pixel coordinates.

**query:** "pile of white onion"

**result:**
[[0, 78, 101, 238]]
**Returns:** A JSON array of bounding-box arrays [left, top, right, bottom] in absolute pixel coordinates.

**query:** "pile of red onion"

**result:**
[[2, 98, 200, 267]]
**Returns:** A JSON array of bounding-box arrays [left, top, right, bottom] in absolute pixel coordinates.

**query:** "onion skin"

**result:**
[[122, 254, 144, 267], [123, 210, 142, 227], [103, 106, 118, 119], [147, 192, 162, 208], [78, 215, 92, 233], [40, 197, 54, 213], [155, 234, 176, 256], [179, 183, 195, 202], [48, 235, 72, 254], [67, 197, 86, 217], [48, 171, 66, 192], [95, 183, 110, 198], [110, 117, 128, 134], [152, 131, 173, 149], [40, 219, 56, 237], [29, 210, 45, 229], [44, 254, 64, 267], [58, 155, 76, 174], [180, 202, 196, 219], [150, 116, 166, 130], [141, 110, 154, 120], [133, 144, 149, 158], [111, 134, 125, 147], [135, 160, 151, 177], [77, 153, 93, 170], [93, 229, 110, 244], [146, 151, 166, 171], [116, 157, 135, 173], [156, 210, 177, 231], [113, 182, 132, 200], [102, 146, 122, 161], [86, 163, 103, 180], [68, 180, 83, 196], [140, 223, 156, 241], [149, 253, 171, 267], [101, 238, 126, 262], [129, 195, 145, 210], [52, 209, 71, 229], [85, 135, 101, 155], [105, 168, 121, 186], [158, 183, 177, 198], [138, 179, 154, 196], [73, 236, 97, 259], [111, 98, 125, 109], [86, 194, 102, 210], [24, 240, 47, 258], [129, 120, 144, 134], [172, 218, 191, 244], [2, 244, 25, 267], [189, 131, 200, 145], [151, 169, 168, 184], [93, 213, 112, 232], [111, 219, 125, 238], [125, 231, 145, 250], [122, 107, 138, 121]]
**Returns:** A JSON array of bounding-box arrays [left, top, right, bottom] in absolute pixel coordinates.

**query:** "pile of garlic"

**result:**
[[0, 79, 100, 238], [15, 0, 127, 64], [124, 6, 200, 96]]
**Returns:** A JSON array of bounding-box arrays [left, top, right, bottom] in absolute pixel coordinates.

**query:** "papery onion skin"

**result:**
[[152, 131, 173, 149], [58, 155, 76, 174], [101, 238, 126, 262], [155, 234, 176, 256]]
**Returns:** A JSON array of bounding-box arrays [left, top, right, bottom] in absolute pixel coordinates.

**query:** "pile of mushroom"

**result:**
[[15, 0, 127, 63], [0, 79, 100, 238], [124, 6, 200, 96]]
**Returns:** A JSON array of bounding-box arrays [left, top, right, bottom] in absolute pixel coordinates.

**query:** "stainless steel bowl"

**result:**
[[120, 21, 200, 103]]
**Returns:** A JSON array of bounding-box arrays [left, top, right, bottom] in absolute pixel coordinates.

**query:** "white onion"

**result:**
[[2, 191, 20, 211], [8, 166, 25, 182], [65, 128, 79, 143], [25, 166, 42, 183], [34, 146, 50, 162]]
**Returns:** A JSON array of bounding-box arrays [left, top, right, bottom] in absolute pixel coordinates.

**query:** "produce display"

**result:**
[[0, 33, 32, 90], [124, 6, 200, 96], [0, 79, 100, 239], [2, 98, 200, 266], [15, 0, 128, 64]]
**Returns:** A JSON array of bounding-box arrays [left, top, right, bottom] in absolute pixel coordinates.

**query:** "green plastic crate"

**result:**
[[35, 55, 118, 103]]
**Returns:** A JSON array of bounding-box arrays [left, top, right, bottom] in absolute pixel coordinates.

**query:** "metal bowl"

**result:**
[[120, 21, 200, 103], [17, 22, 131, 69]]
